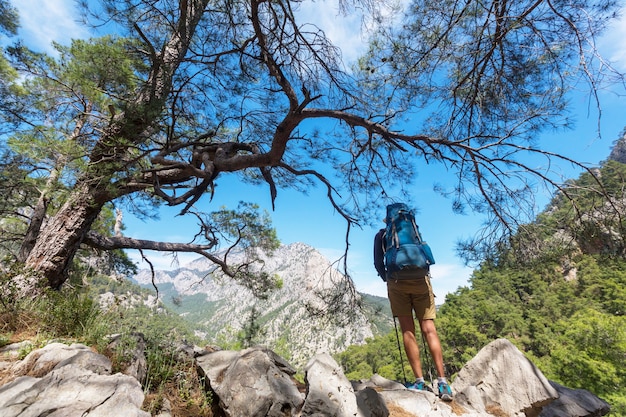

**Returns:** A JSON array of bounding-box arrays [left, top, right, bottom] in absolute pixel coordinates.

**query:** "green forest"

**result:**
[[337, 147, 626, 415]]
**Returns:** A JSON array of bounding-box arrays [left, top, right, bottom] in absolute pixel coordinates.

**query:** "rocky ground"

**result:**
[[0, 337, 611, 417]]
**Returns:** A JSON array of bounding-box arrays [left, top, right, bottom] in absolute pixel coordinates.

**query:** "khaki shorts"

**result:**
[[387, 273, 436, 320]]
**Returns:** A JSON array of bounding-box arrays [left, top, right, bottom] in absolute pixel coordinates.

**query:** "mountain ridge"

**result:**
[[132, 242, 393, 368]]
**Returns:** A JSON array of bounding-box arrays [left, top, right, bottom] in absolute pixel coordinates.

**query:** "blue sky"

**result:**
[[9, 0, 626, 298]]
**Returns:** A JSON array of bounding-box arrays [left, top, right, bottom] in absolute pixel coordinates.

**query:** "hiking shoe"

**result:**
[[405, 380, 433, 392], [438, 381, 453, 401]]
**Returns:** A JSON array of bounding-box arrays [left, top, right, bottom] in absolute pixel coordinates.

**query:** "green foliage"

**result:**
[[0, 259, 26, 315], [360, 293, 394, 336], [108, 331, 213, 415], [54, 36, 145, 105], [212, 202, 280, 254], [0, 333, 8, 348], [143, 342, 178, 391], [336, 331, 411, 382], [271, 332, 293, 362], [434, 156, 626, 411], [0, 0, 18, 36], [435, 252, 626, 405], [548, 309, 625, 392], [36, 288, 101, 338], [0, 154, 42, 259], [238, 306, 266, 348]]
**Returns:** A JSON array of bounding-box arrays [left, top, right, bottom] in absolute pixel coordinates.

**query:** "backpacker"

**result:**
[[383, 203, 435, 274]]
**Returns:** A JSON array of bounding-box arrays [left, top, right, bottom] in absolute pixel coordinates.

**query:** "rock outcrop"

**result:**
[[196, 346, 304, 416], [0, 338, 611, 417], [452, 338, 558, 416], [0, 342, 148, 417]]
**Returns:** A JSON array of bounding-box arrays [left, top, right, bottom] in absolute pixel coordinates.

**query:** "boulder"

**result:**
[[352, 373, 406, 391], [452, 338, 559, 417], [377, 389, 438, 416], [0, 342, 147, 417], [358, 373, 477, 417], [357, 387, 390, 417], [302, 352, 388, 417], [11, 342, 111, 377], [539, 381, 611, 417], [0, 364, 148, 417], [196, 346, 304, 417], [107, 332, 147, 383]]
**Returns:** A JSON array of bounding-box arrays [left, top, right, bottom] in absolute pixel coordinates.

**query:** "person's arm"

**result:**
[[373, 229, 387, 281]]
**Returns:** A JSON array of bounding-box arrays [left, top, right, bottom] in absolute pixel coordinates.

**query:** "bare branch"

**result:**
[[83, 231, 217, 252]]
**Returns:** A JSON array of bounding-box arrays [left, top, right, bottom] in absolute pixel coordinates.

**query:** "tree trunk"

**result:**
[[18, 192, 49, 264], [23, 182, 104, 290], [18, 160, 64, 263]]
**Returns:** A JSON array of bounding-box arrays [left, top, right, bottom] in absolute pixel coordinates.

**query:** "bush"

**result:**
[[36, 287, 102, 339]]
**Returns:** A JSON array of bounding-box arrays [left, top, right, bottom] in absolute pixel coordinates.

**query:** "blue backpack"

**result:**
[[383, 203, 435, 273]]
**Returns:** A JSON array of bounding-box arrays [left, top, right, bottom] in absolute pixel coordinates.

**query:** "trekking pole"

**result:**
[[421, 332, 434, 388], [393, 316, 408, 385]]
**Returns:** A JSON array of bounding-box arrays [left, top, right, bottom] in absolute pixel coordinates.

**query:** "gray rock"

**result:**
[[54, 349, 112, 375], [197, 346, 304, 417], [11, 342, 101, 377], [378, 389, 440, 416], [452, 338, 558, 417], [107, 332, 147, 383], [352, 373, 406, 391], [0, 341, 33, 358], [174, 339, 205, 362], [356, 387, 390, 416], [540, 381, 611, 417], [302, 352, 378, 417], [0, 364, 148, 417], [0, 375, 39, 412]]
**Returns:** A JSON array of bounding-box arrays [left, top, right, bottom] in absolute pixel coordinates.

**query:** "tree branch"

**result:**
[[83, 231, 217, 252]]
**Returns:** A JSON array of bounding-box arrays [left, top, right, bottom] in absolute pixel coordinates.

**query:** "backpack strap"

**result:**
[[381, 230, 387, 254], [391, 222, 399, 249], [411, 218, 424, 244]]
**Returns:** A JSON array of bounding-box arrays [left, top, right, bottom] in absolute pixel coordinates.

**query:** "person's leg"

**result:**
[[397, 315, 423, 379], [419, 318, 445, 378], [420, 318, 453, 401]]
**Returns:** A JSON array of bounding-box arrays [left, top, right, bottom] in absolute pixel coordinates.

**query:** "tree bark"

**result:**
[[18, 191, 50, 264], [17, 158, 65, 263], [23, 182, 104, 289]]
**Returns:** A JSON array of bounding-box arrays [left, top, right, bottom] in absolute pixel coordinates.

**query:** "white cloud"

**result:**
[[601, 13, 626, 71], [357, 278, 388, 298], [13, 0, 88, 53], [295, 0, 370, 66], [429, 263, 473, 299]]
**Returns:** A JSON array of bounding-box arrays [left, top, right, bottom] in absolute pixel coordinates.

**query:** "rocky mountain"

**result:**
[[132, 242, 392, 368]]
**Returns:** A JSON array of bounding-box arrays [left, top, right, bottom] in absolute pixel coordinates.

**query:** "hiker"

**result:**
[[374, 221, 453, 402]]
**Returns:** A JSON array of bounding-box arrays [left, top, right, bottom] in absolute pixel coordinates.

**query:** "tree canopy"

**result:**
[[0, 0, 624, 294]]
